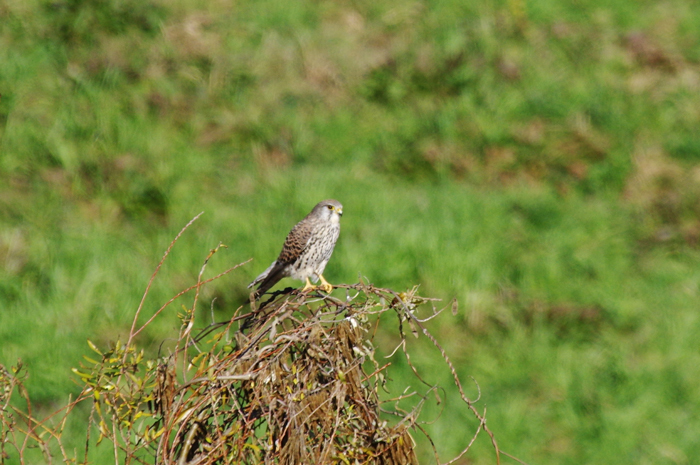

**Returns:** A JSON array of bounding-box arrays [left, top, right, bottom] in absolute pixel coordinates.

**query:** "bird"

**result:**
[[248, 199, 343, 299]]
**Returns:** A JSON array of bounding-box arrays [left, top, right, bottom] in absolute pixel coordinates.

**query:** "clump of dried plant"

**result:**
[[1, 216, 519, 464]]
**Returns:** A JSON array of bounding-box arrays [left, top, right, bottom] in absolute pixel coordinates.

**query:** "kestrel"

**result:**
[[248, 199, 343, 299]]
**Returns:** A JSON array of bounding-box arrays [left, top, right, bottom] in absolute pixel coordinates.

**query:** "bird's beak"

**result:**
[[336, 207, 343, 217]]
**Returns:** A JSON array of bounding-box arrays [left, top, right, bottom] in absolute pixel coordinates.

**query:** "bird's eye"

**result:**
[[327, 205, 333, 210]]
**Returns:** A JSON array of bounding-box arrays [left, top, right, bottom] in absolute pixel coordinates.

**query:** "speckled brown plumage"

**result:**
[[248, 199, 343, 299]]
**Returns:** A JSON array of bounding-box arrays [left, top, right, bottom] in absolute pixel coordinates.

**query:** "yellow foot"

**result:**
[[318, 275, 333, 293], [301, 277, 315, 292]]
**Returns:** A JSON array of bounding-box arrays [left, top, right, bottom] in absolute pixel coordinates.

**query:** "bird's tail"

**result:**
[[248, 261, 285, 300]]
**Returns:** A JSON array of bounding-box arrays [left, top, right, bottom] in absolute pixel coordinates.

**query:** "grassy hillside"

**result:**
[[2, 0, 700, 463]]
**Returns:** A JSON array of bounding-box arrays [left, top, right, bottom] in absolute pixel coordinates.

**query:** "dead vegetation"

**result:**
[[0, 217, 520, 464]]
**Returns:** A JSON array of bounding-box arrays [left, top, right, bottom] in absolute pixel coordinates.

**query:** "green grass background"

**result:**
[[2, 0, 700, 463]]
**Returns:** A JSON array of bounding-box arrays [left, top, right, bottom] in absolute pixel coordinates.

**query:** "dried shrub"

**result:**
[[1, 215, 521, 464]]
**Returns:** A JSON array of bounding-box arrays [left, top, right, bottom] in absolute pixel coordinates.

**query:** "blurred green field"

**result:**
[[2, 0, 700, 463]]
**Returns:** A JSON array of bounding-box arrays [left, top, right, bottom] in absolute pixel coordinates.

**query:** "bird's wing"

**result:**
[[248, 216, 315, 299], [277, 219, 313, 264]]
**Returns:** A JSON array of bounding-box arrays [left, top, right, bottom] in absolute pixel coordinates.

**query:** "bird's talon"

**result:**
[[301, 277, 315, 292], [318, 275, 333, 293]]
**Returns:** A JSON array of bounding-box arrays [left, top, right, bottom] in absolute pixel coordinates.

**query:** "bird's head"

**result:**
[[314, 199, 343, 223]]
